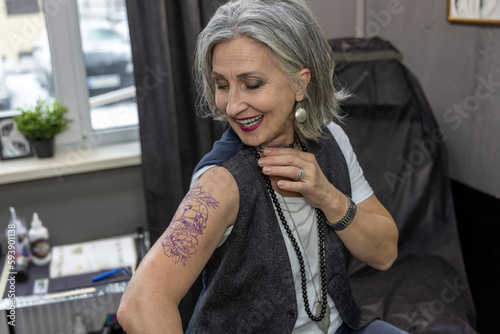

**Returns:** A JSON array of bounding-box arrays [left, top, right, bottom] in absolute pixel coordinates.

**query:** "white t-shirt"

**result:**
[[191, 122, 373, 333], [275, 193, 343, 333]]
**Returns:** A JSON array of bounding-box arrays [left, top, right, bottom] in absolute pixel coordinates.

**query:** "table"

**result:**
[[0, 234, 140, 334]]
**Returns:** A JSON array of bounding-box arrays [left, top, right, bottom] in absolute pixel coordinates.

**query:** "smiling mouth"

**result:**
[[237, 115, 263, 128]]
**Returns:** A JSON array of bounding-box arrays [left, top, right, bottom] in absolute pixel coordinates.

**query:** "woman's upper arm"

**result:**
[[121, 166, 238, 311]]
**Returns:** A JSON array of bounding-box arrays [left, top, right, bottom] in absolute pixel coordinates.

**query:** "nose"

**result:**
[[225, 87, 248, 116]]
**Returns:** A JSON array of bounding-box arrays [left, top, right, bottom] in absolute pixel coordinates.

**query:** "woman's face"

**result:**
[[212, 37, 305, 147]]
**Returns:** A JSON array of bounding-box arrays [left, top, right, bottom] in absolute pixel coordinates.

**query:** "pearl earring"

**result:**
[[295, 104, 307, 123]]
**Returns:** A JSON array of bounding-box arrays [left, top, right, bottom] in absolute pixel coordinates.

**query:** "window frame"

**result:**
[[44, 0, 139, 149]]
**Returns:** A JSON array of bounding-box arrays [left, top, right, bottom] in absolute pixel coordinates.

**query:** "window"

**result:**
[[76, 0, 138, 131], [0, 0, 138, 149], [0, 1, 54, 112]]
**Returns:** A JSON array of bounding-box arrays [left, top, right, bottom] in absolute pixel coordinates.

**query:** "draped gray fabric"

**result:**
[[331, 37, 477, 333], [125, 0, 226, 328]]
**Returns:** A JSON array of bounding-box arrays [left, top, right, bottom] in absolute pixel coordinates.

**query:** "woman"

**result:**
[[118, 0, 403, 333]]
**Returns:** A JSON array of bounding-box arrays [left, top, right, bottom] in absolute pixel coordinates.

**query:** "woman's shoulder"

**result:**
[[195, 165, 238, 193], [192, 166, 239, 229], [195, 166, 238, 200]]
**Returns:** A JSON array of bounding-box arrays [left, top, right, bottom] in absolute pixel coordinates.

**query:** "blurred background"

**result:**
[[0, 0, 138, 131]]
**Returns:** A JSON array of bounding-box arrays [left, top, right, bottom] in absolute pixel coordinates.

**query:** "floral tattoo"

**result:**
[[161, 184, 219, 266]]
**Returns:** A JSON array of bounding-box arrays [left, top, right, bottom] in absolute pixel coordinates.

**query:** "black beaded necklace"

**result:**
[[255, 134, 298, 153], [251, 137, 328, 322]]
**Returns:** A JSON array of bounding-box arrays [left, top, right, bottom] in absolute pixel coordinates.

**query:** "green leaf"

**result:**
[[13, 98, 73, 141]]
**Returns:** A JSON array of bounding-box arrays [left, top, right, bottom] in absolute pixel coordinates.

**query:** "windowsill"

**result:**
[[0, 141, 142, 185]]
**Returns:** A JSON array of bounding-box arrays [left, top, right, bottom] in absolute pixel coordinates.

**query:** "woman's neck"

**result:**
[[255, 134, 297, 153]]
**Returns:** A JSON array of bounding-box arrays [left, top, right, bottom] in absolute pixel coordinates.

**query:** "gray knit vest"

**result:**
[[187, 130, 367, 333]]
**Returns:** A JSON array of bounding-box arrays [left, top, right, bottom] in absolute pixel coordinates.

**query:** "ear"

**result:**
[[295, 68, 311, 102]]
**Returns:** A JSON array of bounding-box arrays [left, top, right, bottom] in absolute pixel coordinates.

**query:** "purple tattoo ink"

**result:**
[[161, 184, 220, 265]]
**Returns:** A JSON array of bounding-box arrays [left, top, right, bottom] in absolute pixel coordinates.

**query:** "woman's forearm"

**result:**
[[323, 193, 398, 271]]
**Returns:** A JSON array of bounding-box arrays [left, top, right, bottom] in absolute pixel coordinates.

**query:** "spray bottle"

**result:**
[[6, 207, 29, 259], [6, 207, 30, 280], [28, 212, 52, 266]]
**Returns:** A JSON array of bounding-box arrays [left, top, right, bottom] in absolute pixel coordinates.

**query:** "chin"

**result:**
[[229, 125, 257, 146], [237, 134, 261, 147]]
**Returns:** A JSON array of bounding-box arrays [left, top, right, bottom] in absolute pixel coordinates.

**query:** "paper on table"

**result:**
[[49, 236, 137, 279]]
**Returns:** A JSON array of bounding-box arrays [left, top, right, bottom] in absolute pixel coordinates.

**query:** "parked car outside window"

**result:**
[[33, 19, 134, 99]]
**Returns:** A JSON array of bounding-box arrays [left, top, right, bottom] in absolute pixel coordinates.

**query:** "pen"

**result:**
[[92, 268, 122, 282]]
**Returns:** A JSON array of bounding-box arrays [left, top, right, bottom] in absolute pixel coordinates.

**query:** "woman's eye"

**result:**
[[216, 80, 229, 89], [245, 81, 263, 90]]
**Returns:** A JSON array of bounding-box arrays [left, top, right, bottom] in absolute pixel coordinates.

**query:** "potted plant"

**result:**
[[13, 98, 72, 158]]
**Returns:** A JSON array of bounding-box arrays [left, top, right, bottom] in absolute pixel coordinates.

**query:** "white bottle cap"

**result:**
[[32, 212, 42, 229], [9, 207, 20, 224], [8, 206, 27, 235]]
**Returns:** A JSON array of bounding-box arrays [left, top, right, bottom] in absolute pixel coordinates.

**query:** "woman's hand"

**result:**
[[258, 147, 346, 218]]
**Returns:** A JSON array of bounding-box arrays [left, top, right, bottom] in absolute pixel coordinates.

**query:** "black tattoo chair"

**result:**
[[330, 37, 477, 334]]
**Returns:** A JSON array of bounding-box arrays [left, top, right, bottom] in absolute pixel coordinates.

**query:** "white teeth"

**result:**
[[237, 115, 263, 127]]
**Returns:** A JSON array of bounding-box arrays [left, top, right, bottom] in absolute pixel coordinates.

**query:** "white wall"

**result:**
[[307, 0, 357, 39], [364, 0, 500, 198], [0, 166, 146, 251]]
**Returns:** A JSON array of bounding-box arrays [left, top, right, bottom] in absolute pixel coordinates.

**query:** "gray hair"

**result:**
[[194, 0, 347, 141]]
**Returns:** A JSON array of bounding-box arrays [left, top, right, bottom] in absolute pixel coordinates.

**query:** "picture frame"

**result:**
[[0, 112, 33, 160], [448, 0, 500, 25]]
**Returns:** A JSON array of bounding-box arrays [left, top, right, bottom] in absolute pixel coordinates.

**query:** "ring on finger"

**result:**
[[293, 167, 304, 181]]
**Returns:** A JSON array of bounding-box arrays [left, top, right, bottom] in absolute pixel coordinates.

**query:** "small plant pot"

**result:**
[[32, 138, 55, 158]]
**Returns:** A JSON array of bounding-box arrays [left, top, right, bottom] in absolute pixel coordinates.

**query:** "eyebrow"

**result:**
[[212, 71, 266, 79]]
